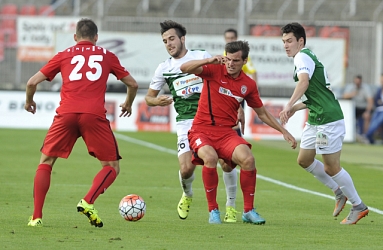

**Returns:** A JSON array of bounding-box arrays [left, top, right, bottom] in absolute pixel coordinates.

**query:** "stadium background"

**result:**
[[1, 0, 382, 95]]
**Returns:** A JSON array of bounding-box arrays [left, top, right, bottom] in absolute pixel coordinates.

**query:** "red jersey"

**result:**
[[194, 64, 263, 127], [40, 41, 130, 117]]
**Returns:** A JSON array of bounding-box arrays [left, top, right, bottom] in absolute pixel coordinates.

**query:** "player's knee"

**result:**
[[179, 162, 195, 178], [297, 158, 310, 168], [239, 155, 255, 171], [202, 154, 218, 167]]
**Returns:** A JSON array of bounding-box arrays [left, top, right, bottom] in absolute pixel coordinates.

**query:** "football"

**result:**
[[118, 194, 146, 221]]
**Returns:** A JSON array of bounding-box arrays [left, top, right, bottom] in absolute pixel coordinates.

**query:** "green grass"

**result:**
[[0, 129, 382, 250]]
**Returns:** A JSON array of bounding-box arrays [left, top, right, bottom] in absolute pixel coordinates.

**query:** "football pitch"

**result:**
[[1, 129, 382, 250]]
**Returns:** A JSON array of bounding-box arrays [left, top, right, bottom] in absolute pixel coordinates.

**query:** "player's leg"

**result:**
[[322, 152, 369, 224], [177, 151, 196, 219], [77, 114, 120, 227], [199, 145, 221, 224], [231, 143, 265, 225], [29, 114, 78, 227], [28, 154, 57, 227], [299, 123, 346, 216], [220, 159, 238, 223], [176, 120, 196, 219], [188, 127, 222, 223]]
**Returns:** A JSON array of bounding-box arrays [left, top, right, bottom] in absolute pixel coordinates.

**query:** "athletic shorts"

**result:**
[[300, 119, 345, 155], [41, 113, 121, 161], [176, 119, 193, 157], [188, 125, 251, 168]]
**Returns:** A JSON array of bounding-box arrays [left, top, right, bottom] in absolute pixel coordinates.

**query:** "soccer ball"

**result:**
[[118, 194, 146, 221]]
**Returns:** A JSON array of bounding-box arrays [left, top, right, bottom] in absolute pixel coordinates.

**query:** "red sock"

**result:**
[[84, 166, 117, 204], [33, 164, 52, 219], [202, 166, 219, 212], [240, 169, 257, 212]]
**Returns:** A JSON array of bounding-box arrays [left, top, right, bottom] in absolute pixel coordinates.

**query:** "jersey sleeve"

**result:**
[[245, 83, 263, 108], [294, 52, 315, 79], [108, 52, 130, 80], [40, 52, 62, 81], [149, 63, 166, 90], [197, 64, 217, 80]]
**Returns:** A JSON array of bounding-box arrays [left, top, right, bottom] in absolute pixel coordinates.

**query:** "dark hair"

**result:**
[[160, 20, 187, 37], [224, 28, 238, 38], [281, 22, 306, 45], [76, 18, 98, 39], [355, 75, 362, 80], [225, 40, 249, 60]]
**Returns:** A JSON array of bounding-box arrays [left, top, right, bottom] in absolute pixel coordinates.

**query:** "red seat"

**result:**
[[0, 30, 4, 44], [303, 25, 316, 37], [1, 4, 18, 15], [1, 4, 18, 33], [0, 18, 16, 33], [20, 4, 37, 15], [251, 25, 281, 37], [39, 5, 55, 16]]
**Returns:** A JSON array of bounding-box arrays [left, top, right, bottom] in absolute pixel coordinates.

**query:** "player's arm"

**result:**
[[25, 71, 48, 114], [145, 88, 173, 107], [180, 56, 225, 74], [119, 74, 138, 117], [279, 73, 309, 124], [253, 106, 297, 149]]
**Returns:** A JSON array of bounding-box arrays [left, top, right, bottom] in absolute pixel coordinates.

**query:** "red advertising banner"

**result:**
[[105, 101, 116, 130], [135, 101, 171, 131]]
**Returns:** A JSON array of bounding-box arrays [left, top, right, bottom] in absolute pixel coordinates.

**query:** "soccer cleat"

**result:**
[[224, 206, 238, 223], [333, 193, 348, 217], [208, 209, 222, 224], [77, 199, 103, 228], [177, 194, 192, 219], [242, 208, 266, 225], [340, 206, 369, 225], [27, 216, 43, 227]]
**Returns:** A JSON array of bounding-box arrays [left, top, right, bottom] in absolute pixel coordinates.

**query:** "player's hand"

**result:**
[[119, 103, 132, 117], [283, 131, 297, 149], [279, 105, 295, 125], [156, 95, 173, 106], [208, 55, 226, 65], [24, 101, 36, 114]]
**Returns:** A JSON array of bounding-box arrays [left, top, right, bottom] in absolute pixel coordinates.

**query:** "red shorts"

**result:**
[[188, 125, 251, 168], [41, 113, 121, 161]]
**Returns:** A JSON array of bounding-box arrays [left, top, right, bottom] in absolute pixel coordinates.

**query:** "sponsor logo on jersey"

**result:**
[[219, 87, 243, 103]]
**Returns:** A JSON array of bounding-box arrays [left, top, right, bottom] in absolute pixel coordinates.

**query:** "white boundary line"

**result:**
[[115, 133, 383, 215]]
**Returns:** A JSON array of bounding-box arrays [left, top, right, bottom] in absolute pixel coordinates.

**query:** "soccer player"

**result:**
[[24, 18, 138, 227], [279, 22, 369, 224], [224, 28, 258, 83], [180, 40, 297, 224], [145, 20, 243, 222]]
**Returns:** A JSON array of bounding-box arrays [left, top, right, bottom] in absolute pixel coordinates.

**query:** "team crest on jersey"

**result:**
[[241, 85, 247, 95]]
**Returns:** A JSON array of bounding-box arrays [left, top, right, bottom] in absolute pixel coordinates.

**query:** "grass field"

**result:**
[[1, 129, 382, 250]]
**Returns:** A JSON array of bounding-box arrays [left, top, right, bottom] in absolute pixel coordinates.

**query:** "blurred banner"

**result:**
[[53, 31, 346, 87], [0, 91, 355, 142], [17, 16, 77, 61]]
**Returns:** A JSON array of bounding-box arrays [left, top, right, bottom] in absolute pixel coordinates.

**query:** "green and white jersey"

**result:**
[[150, 50, 211, 121], [294, 48, 344, 125]]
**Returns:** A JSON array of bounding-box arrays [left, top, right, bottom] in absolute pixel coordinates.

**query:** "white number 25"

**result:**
[[69, 55, 103, 81]]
